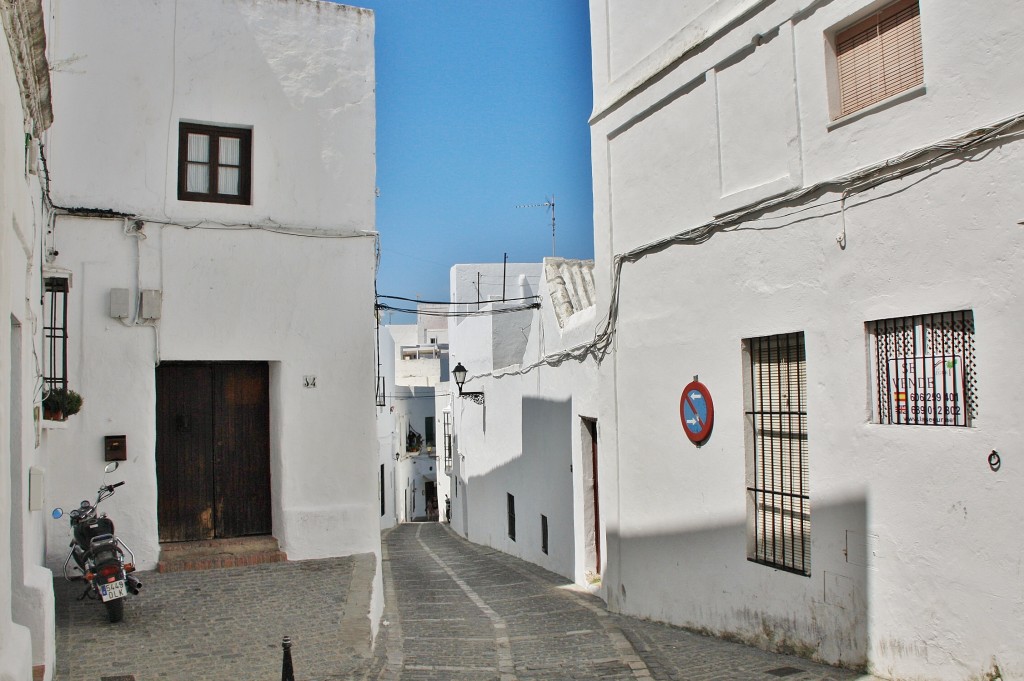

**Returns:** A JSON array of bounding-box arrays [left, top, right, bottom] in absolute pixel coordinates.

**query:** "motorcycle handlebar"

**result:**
[[111, 481, 125, 489]]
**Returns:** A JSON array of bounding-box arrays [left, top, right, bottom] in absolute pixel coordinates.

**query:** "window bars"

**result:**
[[443, 411, 452, 472], [43, 277, 69, 395], [870, 310, 976, 427], [745, 332, 810, 576]]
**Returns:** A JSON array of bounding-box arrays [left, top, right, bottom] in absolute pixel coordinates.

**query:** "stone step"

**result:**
[[157, 536, 287, 573]]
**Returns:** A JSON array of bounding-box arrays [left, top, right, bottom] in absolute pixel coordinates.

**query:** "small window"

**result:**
[[43, 276, 70, 396], [541, 515, 548, 555], [178, 122, 252, 204], [831, 0, 922, 119], [869, 310, 976, 427], [744, 332, 810, 576], [443, 411, 453, 472], [507, 493, 516, 541]]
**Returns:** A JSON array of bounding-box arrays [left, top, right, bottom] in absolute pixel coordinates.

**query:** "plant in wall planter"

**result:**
[[43, 388, 83, 421]]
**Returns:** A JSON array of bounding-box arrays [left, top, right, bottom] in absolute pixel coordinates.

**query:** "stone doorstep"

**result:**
[[157, 535, 287, 573]]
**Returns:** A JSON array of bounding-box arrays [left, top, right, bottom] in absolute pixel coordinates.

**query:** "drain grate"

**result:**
[[765, 667, 805, 678], [100, 676, 136, 681]]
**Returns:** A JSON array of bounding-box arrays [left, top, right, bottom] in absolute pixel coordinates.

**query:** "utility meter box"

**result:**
[[29, 467, 44, 511], [140, 289, 162, 320], [109, 288, 130, 319]]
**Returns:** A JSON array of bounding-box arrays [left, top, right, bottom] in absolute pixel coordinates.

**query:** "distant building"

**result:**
[[385, 304, 450, 523], [589, 0, 1024, 677], [448, 259, 601, 584]]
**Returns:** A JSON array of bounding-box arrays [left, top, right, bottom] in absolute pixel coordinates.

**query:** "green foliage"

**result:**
[[43, 387, 84, 417]]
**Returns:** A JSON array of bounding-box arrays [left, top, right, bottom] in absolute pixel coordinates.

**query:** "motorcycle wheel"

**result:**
[[104, 597, 124, 623]]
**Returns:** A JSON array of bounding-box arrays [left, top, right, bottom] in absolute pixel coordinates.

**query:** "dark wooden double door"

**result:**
[[156, 362, 271, 542]]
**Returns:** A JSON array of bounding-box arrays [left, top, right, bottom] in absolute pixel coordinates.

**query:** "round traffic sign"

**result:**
[[680, 380, 714, 444]]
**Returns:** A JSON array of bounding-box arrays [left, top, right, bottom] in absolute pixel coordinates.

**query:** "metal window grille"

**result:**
[[443, 411, 452, 472], [507, 493, 516, 541], [541, 515, 549, 555], [835, 0, 922, 118], [43, 277, 69, 395], [745, 332, 810, 576], [870, 310, 975, 427]]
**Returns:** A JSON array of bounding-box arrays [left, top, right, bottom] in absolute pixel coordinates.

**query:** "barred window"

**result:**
[[744, 332, 810, 576], [869, 310, 976, 427], [43, 276, 70, 395], [443, 411, 453, 472]]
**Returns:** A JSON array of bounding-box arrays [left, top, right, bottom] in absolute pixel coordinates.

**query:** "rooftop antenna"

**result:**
[[516, 194, 555, 257]]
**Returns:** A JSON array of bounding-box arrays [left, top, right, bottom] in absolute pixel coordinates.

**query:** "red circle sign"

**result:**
[[680, 381, 714, 444]]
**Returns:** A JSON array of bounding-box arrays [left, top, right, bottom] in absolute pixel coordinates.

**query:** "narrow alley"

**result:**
[[373, 524, 873, 681]]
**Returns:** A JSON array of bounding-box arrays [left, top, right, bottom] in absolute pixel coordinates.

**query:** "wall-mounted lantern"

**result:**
[[452, 362, 484, 405]]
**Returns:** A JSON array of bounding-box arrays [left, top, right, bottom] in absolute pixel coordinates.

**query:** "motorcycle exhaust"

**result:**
[[126, 575, 142, 595]]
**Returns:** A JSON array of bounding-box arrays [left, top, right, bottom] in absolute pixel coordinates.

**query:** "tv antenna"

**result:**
[[516, 194, 556, 257]]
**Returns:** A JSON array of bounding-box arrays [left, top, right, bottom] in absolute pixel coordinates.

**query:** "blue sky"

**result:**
[[344, 1, 595, 320]]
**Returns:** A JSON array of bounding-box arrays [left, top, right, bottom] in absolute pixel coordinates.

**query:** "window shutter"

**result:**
[[835, 0, 922, 117]]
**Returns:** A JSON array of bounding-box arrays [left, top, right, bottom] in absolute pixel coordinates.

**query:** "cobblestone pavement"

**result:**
[[369, 523, 879, 681], [53, 553, 376, 681], [53, 525, 881, 681]]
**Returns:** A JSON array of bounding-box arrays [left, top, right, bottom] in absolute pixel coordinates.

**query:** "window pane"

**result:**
[[219, 136, 240, 165], [187, 163, 209, 193], [187, 133, 209, 162], [218, 166, 239, 195]]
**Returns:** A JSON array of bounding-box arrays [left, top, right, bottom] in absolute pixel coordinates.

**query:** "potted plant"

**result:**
[[43, 387, 83, 421]]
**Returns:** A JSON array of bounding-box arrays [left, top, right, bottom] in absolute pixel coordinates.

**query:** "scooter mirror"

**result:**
[[51, 508, 63, 519], [104, 461, 119, 474]]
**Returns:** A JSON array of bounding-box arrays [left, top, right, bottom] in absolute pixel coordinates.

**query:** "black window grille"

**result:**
[[745, 332, 810, 576], [380, 464, 385, 517], [869, 310, 975, 427], [541, 514, 548, 555], [443, 411, 452, 472], [43, 277, 70, 395], [507, 493, 516, 541]]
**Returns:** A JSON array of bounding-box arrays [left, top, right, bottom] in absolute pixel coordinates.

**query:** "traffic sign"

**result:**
[[680, 380, 714, 444]]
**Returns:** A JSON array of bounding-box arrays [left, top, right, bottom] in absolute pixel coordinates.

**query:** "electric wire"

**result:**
[[463, 110, 1024, 385]]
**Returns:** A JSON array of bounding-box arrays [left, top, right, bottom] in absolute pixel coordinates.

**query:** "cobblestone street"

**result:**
[[54, 524, 881, 680], [371, 524, 877, 681]]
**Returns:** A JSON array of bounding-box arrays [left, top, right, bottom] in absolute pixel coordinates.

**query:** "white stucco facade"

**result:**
[[448, 260, 602, 585], [2, 1, 54, 677], [590, 1, 1023, 679], [38, 0, 380, 576]]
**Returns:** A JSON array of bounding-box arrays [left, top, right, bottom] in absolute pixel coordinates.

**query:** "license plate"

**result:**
[[99, 580, 127, 602]]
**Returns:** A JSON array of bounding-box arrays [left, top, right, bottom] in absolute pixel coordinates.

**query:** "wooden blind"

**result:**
[[835, 0, 922, 118]]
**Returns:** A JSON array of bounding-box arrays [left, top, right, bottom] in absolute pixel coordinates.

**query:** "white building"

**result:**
[[448, 259, 602, 584], [2, 1, 380, 676], [2, 1, 55, 677], [384, 305, 450, 524], [589, 1, 1023, 678]]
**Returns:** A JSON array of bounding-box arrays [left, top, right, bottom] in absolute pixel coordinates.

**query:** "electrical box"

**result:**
[[109, 288, 130, 319], [105, 435, 127, 462], [28, 467, 44, 511], [140, 289, 162, 320]]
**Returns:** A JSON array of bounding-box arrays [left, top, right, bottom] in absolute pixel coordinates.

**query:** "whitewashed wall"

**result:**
[[41, 0, 379, 571], [1, 6, 54, 676], [590, 0, 1024, 678], [449, 262, 601, 583], [377, 324, 398, 530]]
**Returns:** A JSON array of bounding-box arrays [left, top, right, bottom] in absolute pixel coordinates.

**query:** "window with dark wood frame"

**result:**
[[177, 122, 252, 204]]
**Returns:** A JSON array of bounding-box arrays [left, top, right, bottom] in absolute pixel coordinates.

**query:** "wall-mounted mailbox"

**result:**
[[104, 435, 127, 461]]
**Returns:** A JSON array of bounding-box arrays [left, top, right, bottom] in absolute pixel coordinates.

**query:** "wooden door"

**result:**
[[156, 362, 271, 542]]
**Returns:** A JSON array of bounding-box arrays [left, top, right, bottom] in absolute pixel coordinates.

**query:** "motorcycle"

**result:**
[[52, 461, 141, 623]]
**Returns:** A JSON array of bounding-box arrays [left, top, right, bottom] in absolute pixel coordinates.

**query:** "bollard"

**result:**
[[281, 636, 295, 681]]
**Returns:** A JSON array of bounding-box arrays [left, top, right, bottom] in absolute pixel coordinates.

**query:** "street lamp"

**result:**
[[451, 362, 484, 405]]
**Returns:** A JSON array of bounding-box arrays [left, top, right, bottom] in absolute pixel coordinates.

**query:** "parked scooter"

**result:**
[[52, 462, 141, 623]]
